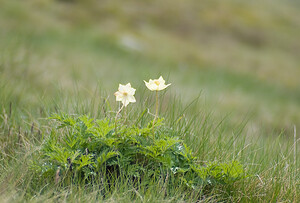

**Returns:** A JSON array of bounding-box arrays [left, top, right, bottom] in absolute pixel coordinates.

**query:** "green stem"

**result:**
[[152, 90, 159, 140], [115, 104, 124, 135], [123, 105, 127, 125]]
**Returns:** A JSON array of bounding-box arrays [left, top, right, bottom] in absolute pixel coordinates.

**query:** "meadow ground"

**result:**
[[0, 0, 299, 202]]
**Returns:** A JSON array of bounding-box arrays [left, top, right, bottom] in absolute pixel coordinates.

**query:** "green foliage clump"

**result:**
[[31, 113, 245, 196]]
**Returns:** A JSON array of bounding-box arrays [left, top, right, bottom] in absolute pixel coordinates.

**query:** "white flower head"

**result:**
[[114, 83, 136, 107], [144, 76, 171, 91]]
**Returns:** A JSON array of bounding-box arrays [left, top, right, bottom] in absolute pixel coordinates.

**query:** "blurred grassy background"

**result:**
[[1, 0, 300, 137]]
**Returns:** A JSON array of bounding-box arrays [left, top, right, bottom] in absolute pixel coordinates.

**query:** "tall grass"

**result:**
[[0, 0, 300, 201], [0, 85, 299, 202]]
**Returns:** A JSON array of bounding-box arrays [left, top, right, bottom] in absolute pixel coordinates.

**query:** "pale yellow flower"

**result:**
[[114, 83, 136, 107], [144, 76, 171, 91]]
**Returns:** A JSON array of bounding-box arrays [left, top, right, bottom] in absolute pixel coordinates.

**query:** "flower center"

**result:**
[[123, 92, 128, 96], [154, 81, 160, 86]]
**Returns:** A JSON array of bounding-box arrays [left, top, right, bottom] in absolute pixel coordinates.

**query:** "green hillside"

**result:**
[[0, 0, 299, 201]]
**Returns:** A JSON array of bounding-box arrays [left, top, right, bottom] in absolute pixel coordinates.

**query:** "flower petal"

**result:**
[[158, 76, 165, 84], [119, 84, 127, 92], [114, 91, 123, 101], [144, 80, 154, 91], [144, 77, 170, 91], [125, 83, 132, 88], [128, 95, 136, 103], [122, 99, 130, 107], [128, 87, 136, 95], [158, 83, 171, 90]]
